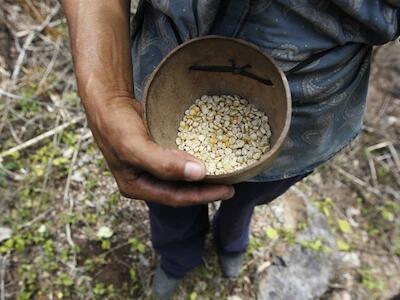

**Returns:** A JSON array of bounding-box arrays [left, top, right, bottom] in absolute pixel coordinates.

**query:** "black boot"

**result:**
[[152, 266, 182, 300], [219, 252, 245, 278]]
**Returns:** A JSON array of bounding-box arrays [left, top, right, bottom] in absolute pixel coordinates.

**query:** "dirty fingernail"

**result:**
[[184, 161, 205, 181]]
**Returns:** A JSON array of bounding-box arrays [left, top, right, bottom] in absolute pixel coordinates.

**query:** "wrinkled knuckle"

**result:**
[[175, 193, 193, 206], [116, 180, 132, 198], [118, 187, 130, 198], [165, 193, 183, 206], [119, 190, 131, 198], [191, 193, 201, 202], [173, 193, 185, 203], [118, 141, 136, 164], [160, 160, 178, 177]]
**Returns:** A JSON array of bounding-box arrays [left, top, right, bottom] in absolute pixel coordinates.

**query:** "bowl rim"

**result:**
[[143, 35, 292, 180]]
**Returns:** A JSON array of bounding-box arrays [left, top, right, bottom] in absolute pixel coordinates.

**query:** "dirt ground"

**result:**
[[0, 1, 399, 299]]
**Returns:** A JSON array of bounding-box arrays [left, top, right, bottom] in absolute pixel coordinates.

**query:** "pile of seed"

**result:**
[[176, 95, 272, 175]]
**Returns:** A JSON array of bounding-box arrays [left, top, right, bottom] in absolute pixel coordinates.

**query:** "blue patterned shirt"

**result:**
[[131, 0, 399, 181]]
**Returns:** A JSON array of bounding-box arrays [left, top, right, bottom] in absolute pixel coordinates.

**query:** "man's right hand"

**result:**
[[62, 0, 233, 206], [87, 95, 234, 207]]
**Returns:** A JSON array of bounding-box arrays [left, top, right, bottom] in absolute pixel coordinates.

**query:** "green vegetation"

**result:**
[[1, 3, 399, 299]]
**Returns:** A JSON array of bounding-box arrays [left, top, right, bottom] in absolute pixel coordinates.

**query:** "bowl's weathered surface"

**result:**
[[143, 36, 291, 184]]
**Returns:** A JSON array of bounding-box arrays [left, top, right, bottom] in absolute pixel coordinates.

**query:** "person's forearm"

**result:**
[[62, 0, 133, 112], [61, 0, 233, 205]]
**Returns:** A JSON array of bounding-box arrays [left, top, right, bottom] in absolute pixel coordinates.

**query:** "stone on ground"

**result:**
[[257, 187, 336, 300]]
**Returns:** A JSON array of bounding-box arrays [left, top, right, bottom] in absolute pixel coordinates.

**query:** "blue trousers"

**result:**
[[146, 173, 309, 278]]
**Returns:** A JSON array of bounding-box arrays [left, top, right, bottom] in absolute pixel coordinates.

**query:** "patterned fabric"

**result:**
[[131, 0, 400, 181]]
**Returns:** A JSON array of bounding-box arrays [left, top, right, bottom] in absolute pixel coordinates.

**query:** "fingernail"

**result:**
[[184, 161, 205, 181], [221, 187, 235, 200]]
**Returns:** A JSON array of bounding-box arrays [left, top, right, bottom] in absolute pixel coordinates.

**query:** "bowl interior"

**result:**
[[144, 37, 290, 182]]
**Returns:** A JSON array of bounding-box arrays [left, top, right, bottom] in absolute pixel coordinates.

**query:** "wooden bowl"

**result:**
[[143, 36, 291, 184]]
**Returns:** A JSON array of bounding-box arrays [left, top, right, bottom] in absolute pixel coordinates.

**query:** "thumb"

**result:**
[[137, 140, 207, 181]]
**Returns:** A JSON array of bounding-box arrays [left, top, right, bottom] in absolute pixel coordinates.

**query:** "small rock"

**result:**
[[257, 261, 272, 274], [345, 207, 360, 227], [352, 160, 359, 168], [71, 171, 84, 182], [387, 115, 398, 126], [338, 252, 360, 268], [96, 226, 113, 239], [360, 230, 369, 243], [342, 272, 354, 288], [38, 224, 47, 234], [0, 227, 12, 243], [80, 154, 91, 164], [346, 207, 360, 216], [62, 147, 74, 158], [197, 281, 207, 291], [308, 172, 322, 185], [138, 255, 149, 267]]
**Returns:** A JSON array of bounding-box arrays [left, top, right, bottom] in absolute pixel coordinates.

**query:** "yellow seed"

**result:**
[[176, 94, 271, 175]]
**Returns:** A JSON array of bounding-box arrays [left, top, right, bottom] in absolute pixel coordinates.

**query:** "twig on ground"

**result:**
[[365, 141, 400, 188], [113, 256, 131, 269], [36, 37, 62, 96], [0, 28, 35, 136], [331, 165, 381, 197], [39, 115, 62, 207], [0, 89, 22, 100], [0, 66, 10, 77], [0, 88, 81, 112], [19, 209, 52, 230], [0, 3, 61, 135], [384, 186, 400, 201], [10, 30, 35, 83], [387, 142, 400, 171], [63, 120, 88, 272], [21, 0, 45, 23], [8, 106, 29, 123], [0, 115, 84, 159], [6, 121, 23, 145], [328, 283, 347, 290], [0, 162, 24, 181], [372, 95, 392, 125], [366, 153, 378, 187], [102, 231, 148, 258]]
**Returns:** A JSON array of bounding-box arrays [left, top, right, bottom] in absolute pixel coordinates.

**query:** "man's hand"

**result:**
[[62, 0, 234, 206], [88, 95, 234, 206]]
